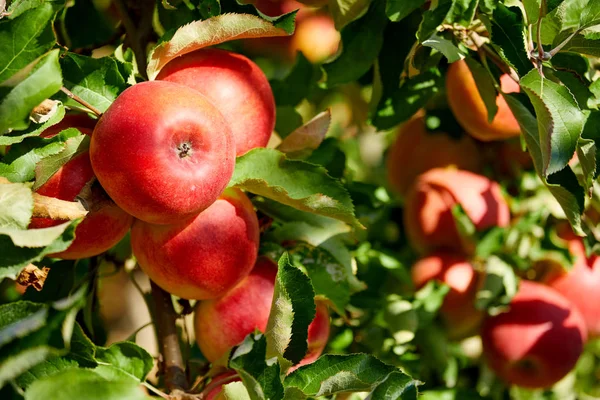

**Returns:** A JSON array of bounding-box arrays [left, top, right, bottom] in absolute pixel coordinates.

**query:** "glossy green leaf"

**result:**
[[266, 253, 315, 370], [95, 342, 153, 382], [0, 49, 62, 133], [58, 53, 127, 113], [490, 4, 531, 77], [329, 0, 372, 29], [520, 68, 585, 176], [385, 0, 425, 22], [0, 104, 66, 146], [0, 2, 60, 83], [230, 333, 284, 400], [229, 148, 361, 228]]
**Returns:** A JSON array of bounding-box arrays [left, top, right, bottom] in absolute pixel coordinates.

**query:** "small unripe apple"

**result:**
[[290, 13, 340, 63], [446, 59, 521, 141], [194, 257, 330, 364], [131, 188, 259, 300], [403, 168, 510, 255], [90, 80, 235, 225], [411, 252, 483, 339], [156, 48, 275, 156], [386, 111, 481, 197], [481, 280, 587, 389], [543, 225, 600, 337], [29, 152, 133, 259]]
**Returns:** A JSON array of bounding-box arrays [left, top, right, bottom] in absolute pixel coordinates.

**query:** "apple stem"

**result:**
[[60, 87, 103, 117], [150, 281, 190, 393]]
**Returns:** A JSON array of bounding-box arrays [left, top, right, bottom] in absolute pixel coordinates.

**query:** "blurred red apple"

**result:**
[[481, 280, 587, 389]]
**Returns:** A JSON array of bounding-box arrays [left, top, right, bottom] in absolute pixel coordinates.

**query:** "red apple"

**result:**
[[203, 372, 240, 400], [481, 280, 587, 389], [403, 168, 510, 255], [29, 151, 133, 259], [41, 113, 96, 138], [156, 48, 275, 156], [194, 257, 330, 364], [446, 59, 521, 141], [411, 252, 483, 339], [131, 188, 259, 300], [386, 111, 482, 198], [90, 80, 235, 225], [543, 226, 600, 337]]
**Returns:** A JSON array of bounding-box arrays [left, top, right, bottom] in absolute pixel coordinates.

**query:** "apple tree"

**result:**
[[1, 0, 600, 399]]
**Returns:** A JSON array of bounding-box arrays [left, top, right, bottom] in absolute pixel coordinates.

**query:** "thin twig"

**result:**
[[60, 87, 102, 117], [142, 382, 170, 399], [537, 0, 545, 61], [150, 281, 189, 392]]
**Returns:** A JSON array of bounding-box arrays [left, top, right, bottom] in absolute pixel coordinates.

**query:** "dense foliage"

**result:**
[[2, 0, 600, 399]]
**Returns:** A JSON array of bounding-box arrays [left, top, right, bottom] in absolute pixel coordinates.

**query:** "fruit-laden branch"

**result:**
[[0, 177, 88, 221], [150, 281, 190, 394]]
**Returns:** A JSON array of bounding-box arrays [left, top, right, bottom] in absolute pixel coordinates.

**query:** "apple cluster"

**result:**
[[32, 48, 329, 370], [388, 60, 595, 389]]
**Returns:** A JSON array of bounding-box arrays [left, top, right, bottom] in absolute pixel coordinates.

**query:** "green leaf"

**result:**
[[95, 342, 153, 382], [15, 323, 97, 389], [465, 57, 498, 123], [421, 33, 465, 63], [557, 36, 600, 57], [230, 333, 284, 400], [370, 371, 420, 399], [0, 289, 87, 388], [223, 381, 252, 400], [329, 0, 372, 29], [63, 0, 117, 49], [229, 148, 361, 228], [0, 103, 65, 146], [0, 220, 79, 280], [270, 54, 320, 107], [576, 137, 596, 193], [445, 0, 478, 26], [24, 368, 150, 400], [490, 4, 532, 77], [288, 243, 350, 316], [371, 68, 442, 130], [0, 127, 83, 183], [475, 256, 518, 313], [416, 0, 452, 42], [0, 49, 62, 133], [385, 0, 425, 22], [323, 0, 387, 87], [147, 13, 295, 80], [0, 181, 33, 229], [266, 253, 315, 370], [0, 2, 60, 83], [284, 354, 411, 397], [58, 53, 127, 113], [520, 68, 586, 176], [32, 132, 89, 190], [504, 93, 585, 234], [581, 110, 600, 178]]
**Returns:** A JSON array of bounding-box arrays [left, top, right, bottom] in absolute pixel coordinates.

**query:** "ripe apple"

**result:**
[[29, 151, 133, 259], [90, 80, 235, 225], [41, 113, 96, 138], [543, 225, 600, 337], [156, 48, 275, 156], [194, 257, 330, 364], [403, 168, 510, 255], [481, 280, 587, 389], [411, 252, 484, 339], [131, 188, 259, 300], [386, 111, 481, 197], [446, 59, 521, 141], [290, 12, 340, 64]]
